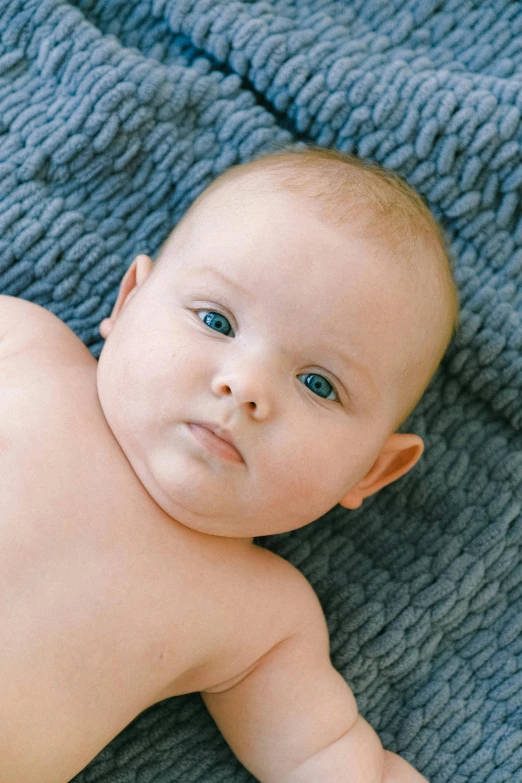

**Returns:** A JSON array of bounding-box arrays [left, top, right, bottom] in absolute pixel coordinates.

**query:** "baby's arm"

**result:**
[[202, 585, 427, 783]]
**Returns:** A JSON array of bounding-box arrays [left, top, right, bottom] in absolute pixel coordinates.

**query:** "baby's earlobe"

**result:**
[[99, 318, 112, 339], [338, 491, 363, 510]]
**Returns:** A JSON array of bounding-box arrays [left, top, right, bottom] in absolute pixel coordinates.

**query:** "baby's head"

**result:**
[[97, 146, 459, 539]]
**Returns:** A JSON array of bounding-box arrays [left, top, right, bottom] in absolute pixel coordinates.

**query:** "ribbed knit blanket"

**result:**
[[1, 1, 521, 781]]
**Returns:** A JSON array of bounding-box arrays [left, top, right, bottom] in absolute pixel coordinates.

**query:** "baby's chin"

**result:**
[[119, 449, 241, 535], [118, 431, 326, 539], [130, 465, 297, 538]]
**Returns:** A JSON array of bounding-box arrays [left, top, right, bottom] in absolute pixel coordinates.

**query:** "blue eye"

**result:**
[[197, 310, 234, 336], [298, 373, 338, 402]]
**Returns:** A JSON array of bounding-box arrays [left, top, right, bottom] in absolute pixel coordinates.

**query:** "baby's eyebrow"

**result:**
[[320, 343, 378, 401], [329, 346, 373, 385], [189, 267, 251, 299]]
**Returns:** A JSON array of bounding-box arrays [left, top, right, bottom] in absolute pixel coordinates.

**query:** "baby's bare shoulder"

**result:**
[[190, 543, 326, 696], [233, 543, 324, 637], [0, 294, 90, 360], [0, 297, 97, 458], [254, 545, 323, 623]]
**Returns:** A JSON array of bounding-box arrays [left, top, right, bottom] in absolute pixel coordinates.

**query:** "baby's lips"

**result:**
[[187, 422, 244, 463]]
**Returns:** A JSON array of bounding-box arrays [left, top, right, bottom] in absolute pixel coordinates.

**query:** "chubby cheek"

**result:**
[[156, 329, 207, 395], [105, 314, 207, 436], [97, 341, 143, 447], [135, 326, 212, 430], [99, 317, 157, 424], [256, 425, 354, 523]]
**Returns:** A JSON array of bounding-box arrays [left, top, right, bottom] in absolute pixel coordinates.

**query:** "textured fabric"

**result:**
[[1, 0, 522, 781]]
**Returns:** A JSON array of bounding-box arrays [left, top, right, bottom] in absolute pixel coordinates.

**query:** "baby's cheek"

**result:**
[[96, 349, 122, 428], [294, 438, 353, 499]]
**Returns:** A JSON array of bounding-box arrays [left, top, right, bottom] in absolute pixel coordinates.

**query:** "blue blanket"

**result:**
[[1, 1, 521, 781]]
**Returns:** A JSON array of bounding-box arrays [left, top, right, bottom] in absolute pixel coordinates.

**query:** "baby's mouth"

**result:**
[[186, 422, 244, 463]]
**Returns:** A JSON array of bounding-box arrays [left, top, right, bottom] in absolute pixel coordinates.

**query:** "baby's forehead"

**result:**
[[161, 174, 441, 316], [160, 210, 417, 327]]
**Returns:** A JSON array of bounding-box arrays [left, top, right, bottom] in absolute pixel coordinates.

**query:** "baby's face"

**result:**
[[97, 181, 419, 538]]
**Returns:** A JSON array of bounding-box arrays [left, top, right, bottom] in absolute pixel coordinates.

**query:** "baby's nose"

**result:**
[[211, 364, 272, 418]]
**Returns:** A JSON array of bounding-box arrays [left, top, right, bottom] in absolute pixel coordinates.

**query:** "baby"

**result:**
[[0, 146, 459, 783]]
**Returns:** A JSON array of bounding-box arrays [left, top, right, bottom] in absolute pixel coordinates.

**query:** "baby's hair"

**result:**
[[160, 143, 460, 429]]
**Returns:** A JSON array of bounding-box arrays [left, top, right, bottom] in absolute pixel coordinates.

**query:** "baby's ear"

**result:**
[[99, 254, 153, 338], [339, 433, 424, 509]]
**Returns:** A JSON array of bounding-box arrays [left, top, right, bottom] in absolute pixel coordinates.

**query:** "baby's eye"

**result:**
[[197, 310, 234, 336], [298, 373, 339, 402]]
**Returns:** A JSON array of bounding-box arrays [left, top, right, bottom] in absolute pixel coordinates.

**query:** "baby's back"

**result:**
[[0, 299, 308, 783]]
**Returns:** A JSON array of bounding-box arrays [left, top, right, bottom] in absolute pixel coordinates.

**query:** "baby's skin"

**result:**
[[0, 176, 437, 782]]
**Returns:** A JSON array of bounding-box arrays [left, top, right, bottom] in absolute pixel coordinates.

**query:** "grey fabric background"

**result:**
[[0, 0, 521, 780]]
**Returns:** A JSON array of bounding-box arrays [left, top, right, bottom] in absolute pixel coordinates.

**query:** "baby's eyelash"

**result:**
[[297, 373, 340, 403], [196, 308, 234, 335]]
